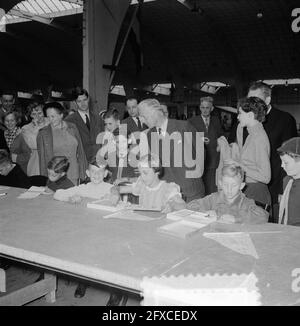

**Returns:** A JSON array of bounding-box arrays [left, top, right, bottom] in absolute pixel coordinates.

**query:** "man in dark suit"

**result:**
[[65, 87, 104, 163], [189, 96, 224, 195], [247, 81, 298, 222], [138, 99, 205, 202], [122, 97, 148, 137], [64, 87, 104, 299]]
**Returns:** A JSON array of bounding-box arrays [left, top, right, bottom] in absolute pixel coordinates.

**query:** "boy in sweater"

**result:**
[[187, 162, 268, 224], [54, 157, 115, 204]]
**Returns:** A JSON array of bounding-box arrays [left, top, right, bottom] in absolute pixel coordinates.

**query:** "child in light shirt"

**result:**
[[111, 154, 186, 213], [54, 157, 113, 203]]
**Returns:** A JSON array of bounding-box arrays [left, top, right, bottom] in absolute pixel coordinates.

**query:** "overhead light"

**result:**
[[257, 12, 263, 18]]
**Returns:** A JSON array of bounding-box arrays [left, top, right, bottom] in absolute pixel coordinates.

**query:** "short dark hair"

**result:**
[[47, 156, 70, 174], [44, 102, 65, 115], [72, 87, 89, 100], [126, 96, 138, 104], [238, 96, 268, 123], [248, 81, 272, 98], [0, 149, 11, 165], [103, 108, 120, 121], [0, 90, 16, 98]]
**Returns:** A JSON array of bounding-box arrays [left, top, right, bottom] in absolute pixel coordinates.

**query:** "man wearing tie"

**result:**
[[65, 87, 104, 162], [138, 99, 205, 202], [189, 96, 224, 195], [122, 97, 148, 138]]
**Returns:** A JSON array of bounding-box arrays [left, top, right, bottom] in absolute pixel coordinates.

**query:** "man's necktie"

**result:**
[[243, 127, 249, 145], [136, 117, 142, 130], [85, 114, 90, 131], [204, 117, 209, 130]]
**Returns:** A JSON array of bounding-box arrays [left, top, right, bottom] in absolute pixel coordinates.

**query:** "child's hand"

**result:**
[[207, 210, 217, 219], [109, 194, 120, 206], [43, 187, 54, 195], [162, 203, 172, 214], [69, 195, 82, 204], [219, 214, 236, 223]]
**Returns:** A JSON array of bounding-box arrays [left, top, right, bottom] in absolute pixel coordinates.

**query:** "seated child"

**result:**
[[111, 154, 186, 213], [0, 149, 31, 188], [186, 163, 268, 224], [54, 157, 114, 203], [277, 137, 300, 226], [45, 156, 74, 193]]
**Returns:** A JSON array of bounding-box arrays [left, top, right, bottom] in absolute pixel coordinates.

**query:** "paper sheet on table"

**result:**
[[203, 232, 259, 259], [0, 186, 10, 191], [103, 209, 164, 221], [18, 186, 46, 199]]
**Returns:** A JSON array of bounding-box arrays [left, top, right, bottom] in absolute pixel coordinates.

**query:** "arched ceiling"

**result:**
[[1, 0, 300, 91]]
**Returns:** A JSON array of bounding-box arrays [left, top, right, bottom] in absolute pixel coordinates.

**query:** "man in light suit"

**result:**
[[189, 96, 224, 195], [138, 99, 205, 202], [65, 87, 104, 163]]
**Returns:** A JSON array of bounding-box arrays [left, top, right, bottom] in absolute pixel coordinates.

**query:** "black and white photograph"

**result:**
[[0, 0, 300, 310]]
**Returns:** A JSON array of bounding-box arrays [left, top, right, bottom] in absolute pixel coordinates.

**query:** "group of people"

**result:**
[[0, 81, 299, 305]]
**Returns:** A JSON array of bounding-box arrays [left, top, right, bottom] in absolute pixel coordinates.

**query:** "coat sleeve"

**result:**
[[10, 134, 31, 173], [36, 131, 48, 176], [186, 194, 214, 212], [71, 124, 88, 180], [242, 202, 269, 224]]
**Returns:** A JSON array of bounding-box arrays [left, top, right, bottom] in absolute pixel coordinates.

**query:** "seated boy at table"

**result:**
[[54, 157, 115, 203], [45, 156, 74, 193], [0, 149, 31, 188], [277, 137, 300, 226], [186, 163, 268, 224]]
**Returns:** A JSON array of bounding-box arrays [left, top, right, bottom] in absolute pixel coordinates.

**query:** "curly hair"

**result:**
[[2, 110, 22, 126], [238, 96, 268, 123]]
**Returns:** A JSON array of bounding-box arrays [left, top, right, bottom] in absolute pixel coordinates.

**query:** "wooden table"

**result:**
[[0, 187, 300, 305]]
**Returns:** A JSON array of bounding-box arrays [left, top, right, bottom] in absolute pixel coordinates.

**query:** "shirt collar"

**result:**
[[78, 110, 89, 122], [201, 115, 210, 121], [216, 191, 244, 206]]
